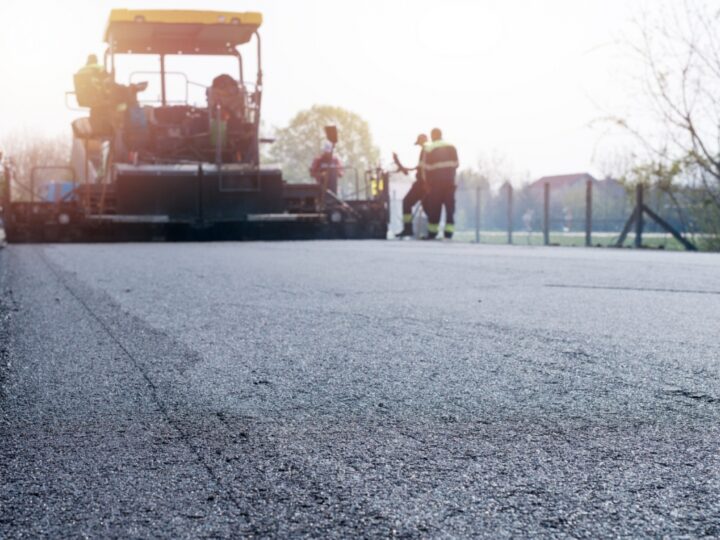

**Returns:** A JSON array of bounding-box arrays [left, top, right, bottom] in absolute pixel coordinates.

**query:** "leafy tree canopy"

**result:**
[[268, 105, 380, 183]]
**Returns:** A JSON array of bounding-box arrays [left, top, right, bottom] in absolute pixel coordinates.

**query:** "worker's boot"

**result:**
[[395, 222, 414, 238], [421, 224, 439, 240], [444, 224, 454, 240]]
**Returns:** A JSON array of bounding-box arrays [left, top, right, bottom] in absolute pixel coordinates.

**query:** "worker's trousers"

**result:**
[[425, 178, 455, 238], [401, 180, 428, 229], [320, 170, 339, 194]]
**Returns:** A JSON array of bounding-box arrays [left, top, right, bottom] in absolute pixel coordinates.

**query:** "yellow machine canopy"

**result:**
[[104, 9, 263, 55]]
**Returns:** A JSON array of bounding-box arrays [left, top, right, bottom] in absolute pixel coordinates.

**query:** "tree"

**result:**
[[613, 1, 720, 247], [474, 150, 516, 189], [0, 131, 71, 202], [268, 105, 380, 186]]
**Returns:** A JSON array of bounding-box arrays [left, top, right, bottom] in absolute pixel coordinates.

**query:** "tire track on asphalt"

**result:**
[[35, 247, 249, 521], [545, 283, 720, 295]]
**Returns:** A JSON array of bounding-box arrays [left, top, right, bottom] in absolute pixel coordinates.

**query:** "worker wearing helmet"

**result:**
[[310, 140, 343, 194], [78, 54, 104, 78], [421, 128, 459, 239], [74, 55, 114, 135], [395, 133, 429, 238], [74, 55, 109, 106]]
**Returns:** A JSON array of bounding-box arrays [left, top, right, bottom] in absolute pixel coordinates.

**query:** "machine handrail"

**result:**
[[64, 91, 86, 112], [130, 70, 190, 105], [29, 166, 77, 204], [1, 161, 45, 203], [127, 70, 259, 110]]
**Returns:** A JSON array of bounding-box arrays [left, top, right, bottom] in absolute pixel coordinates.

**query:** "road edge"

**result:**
[[0, 248, 13, 407]]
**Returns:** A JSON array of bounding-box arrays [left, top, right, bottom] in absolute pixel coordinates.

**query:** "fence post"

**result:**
[[585, 179, 592, 247], [475, 184, 481, 244], [507, 183, 513, 245], [634, 183, 644, 248], [543, 182, 550, 246]]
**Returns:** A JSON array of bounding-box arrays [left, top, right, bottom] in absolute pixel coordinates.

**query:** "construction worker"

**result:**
[[74, 55, 148, 137], [421, 127, 459, 239], [395, 133, 428, 237], [77, 54, 104, 77], [74, 55, 108, 105], [310, 140, 343, 194], [74, 55, 114, 134]]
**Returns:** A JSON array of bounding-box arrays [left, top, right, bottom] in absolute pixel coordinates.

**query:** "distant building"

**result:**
[[529, 172, 596, 191], [529, 172, 624, 195], [525, 172, 629, 231], [595, 176, 626, 198]]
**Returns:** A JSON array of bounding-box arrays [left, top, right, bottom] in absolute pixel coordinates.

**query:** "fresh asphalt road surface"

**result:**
[[1, 241, 719, 538]]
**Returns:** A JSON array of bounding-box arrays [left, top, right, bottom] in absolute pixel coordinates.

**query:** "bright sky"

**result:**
[[0, 0, 645, 182]]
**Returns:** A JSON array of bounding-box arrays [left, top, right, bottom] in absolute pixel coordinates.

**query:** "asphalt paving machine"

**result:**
[[1, 10, 389, 242]]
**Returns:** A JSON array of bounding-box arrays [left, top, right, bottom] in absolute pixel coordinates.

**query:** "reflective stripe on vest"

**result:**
[[424, 160, 460, 171], [423, 140, 454, 153], [421, 140, 458, 181]]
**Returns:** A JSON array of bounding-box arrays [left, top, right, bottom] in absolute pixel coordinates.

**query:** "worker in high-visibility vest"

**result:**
[[77, 55, 105, 77], [74, 55, 109, 106], [74, 55, 112, 135], [421, 128, 459, 239], [395, 133, 428, 238]]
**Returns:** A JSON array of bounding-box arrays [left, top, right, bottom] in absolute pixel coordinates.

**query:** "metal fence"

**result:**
[[389, 178, 703, 250]]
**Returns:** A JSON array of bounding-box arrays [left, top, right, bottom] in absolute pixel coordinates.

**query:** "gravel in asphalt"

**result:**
[[1, 241, 719, 538]]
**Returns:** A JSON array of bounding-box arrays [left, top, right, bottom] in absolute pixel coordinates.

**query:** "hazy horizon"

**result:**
[[0, 0, 649, 183]]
